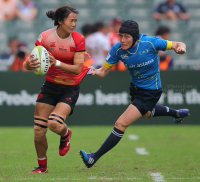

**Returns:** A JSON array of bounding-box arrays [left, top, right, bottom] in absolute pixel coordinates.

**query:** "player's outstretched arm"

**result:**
[[172, 41, 186, 54], [91, 65, 111, 78]]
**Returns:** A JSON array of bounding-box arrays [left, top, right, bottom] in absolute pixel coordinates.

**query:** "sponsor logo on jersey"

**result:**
[[121, 54, 129, 59], [59, 46, 67, 52], [139, 49, 149, 55], [137, 59, 154, 68], [50, 42, 56, 47], [127, 59, 154, 69]]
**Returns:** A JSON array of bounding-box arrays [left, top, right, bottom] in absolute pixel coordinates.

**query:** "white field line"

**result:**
[[167, 177, 200, 180], [150, 173, 165, 182], [128, 134, 139, 140], [136, 148, 149, 155], [88, 177, 141, 180]]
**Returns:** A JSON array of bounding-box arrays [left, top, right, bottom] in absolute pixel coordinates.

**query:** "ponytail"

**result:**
[[46, 10, 55, 20]]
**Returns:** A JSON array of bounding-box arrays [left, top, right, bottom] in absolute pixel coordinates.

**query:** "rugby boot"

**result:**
[[59, 128, 72, 156], [174, 109, 190, 124], [80, 150, 97, 168], [29, 165, 48, 173]]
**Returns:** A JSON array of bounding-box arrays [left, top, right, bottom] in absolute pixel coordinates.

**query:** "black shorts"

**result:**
[[36, 81, 80, 115], [129, 83, 163, 115]]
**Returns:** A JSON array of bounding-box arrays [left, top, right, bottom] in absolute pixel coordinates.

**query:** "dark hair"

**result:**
[[119, 20, 139, 46], [93, 21, 105, 32], [46, 5, 79, 26], [155, 26, 170, 36], [81, 23, 93, 36]]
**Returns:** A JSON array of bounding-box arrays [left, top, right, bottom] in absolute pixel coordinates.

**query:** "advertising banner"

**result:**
[[0, 71, 199, 126]]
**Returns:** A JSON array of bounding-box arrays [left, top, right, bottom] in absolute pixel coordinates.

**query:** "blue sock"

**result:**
[[94, 127, 124, 160], [151, 104, 178, 118]]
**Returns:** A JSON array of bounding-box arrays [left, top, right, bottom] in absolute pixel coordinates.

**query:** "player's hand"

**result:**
[[24, 54, 40, 71], [48, 51, 56, 66], [88, 66, 97, 76], [174, 47, 186, 54]]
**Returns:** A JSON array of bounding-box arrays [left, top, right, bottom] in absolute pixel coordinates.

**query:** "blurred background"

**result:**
[[0, 0, 199, 126], [0, 0, 200, 70]]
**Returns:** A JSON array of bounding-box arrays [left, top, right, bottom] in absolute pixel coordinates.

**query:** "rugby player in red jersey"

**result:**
[[23, 5, 89, 173]]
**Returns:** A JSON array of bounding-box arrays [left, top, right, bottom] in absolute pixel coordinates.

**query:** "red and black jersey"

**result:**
[[36, 28, 88, 85]]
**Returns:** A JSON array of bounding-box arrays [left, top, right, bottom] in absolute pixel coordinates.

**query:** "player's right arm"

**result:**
[[91, 65, 111, 78], [24, 34, 44, 71], [23, 55, 40, 71]]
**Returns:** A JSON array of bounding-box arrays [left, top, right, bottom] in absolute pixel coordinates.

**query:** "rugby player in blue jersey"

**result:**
[[80, 20, 189, 168]]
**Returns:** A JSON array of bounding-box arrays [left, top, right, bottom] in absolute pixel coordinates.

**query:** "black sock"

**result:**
[[151, 104, 179, 118], [94, 127, 124, 160]]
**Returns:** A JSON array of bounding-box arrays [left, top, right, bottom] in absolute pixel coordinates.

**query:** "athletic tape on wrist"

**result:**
[[56, 60, 61, 67]]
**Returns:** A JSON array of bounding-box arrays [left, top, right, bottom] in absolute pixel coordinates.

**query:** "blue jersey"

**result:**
[[104, 33, 172, 90]]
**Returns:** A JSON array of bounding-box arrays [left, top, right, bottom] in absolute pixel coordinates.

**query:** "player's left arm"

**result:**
[[171, 41, 186, 54], [48, 51, 84, 75], [49, 32, 86, 75], [153, 37, 186, 55]]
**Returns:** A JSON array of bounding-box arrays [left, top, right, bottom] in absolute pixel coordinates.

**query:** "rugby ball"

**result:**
[[31, 46, 50, 76]]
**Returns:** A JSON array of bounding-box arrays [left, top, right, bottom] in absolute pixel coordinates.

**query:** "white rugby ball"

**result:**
[[31, 46, 50, 76]]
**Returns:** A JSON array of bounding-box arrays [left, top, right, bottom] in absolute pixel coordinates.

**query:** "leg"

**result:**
[[150, 104, 190, 123], [34, 103, 54, 158], [141, 111, 151, 118], [48, 102, 71, 135], [80, 104, 143, 168], [48, 103, 72, 156], [30, 102, 55, 173]]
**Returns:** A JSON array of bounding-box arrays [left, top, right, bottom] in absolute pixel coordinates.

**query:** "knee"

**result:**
[[34, 116, 48, 141], [115, 118, 129, 130], [48, 113, 66, 134], [48, 120, 65, 134]]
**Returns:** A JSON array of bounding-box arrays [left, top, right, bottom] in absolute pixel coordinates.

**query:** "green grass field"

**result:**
[[0, 126, 200, 182]]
